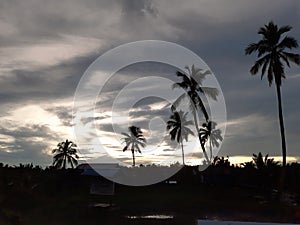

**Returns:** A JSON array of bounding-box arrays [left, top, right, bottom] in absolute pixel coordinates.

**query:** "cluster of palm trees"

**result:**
[[52, 21, 299, 169], [121, 64, 223, 166]]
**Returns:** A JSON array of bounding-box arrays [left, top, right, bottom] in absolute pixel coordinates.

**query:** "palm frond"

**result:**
[[245, 43, 259, 55], [175, 71, 191, 86], [277, 25, 292, 36], [184, 65, 192, 76], [192, 69, 211, 85], [279, 52, 291, 67], [281, 52, 300, 65], [201, 87, 219, 100], [261, 55, 271, 78], [169, 127, 178, 141], [250, 54, 270, 75], [177, 129, 181, 143], [53, 152, 65, 160], [67, 156, 74, 169], [172, 93, 188, 109], [277, 36, 298, 50], [122, 145, 128, 152], [135, 145, 142, 153], [121, 132, 131, 138]]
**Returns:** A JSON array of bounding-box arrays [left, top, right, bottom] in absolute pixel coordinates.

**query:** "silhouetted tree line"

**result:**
[[1, 154, 300, 223], [1, 153, 300, 190]]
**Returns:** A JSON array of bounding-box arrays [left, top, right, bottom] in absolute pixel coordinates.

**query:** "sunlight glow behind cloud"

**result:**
[[0, 0, 299, 167]]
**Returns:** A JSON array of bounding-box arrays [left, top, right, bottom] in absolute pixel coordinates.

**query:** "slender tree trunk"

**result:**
[[275, 83, 287, 166], [70, 157, 74, 169], [192, 109, 210, 163], [275, 82, 287, 197], [198, 97, 209, 121], [209, 138, 213, 162], [132, 149, 135, 167], [180, 137, 185, 166], [192, 107, 200, 132], [63, 155, 66, 169]]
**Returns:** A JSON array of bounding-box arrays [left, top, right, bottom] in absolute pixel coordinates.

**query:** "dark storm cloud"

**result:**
[[129, 105, 170, 121], [0, 123, 58, 139], [0, 0, 114, 44], [46, 106, 74, 127], [0, 123, 59, 165], [0, 0, 159, 47], [0, 0, 300, 166], [120, 0, 158, 17], [95, 62, 180, 112], [0, 139, 51, 166], [81, 116, 103, 126], [0, 53, 97, 105], [99, 123, 123, 134]]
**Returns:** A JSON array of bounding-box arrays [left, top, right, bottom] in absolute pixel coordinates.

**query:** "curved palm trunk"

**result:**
[[192, 109, 210, 163], [197, 96, 209, 122], [276, 83, 288, 196], [275, 83, 287, 166], [180, 137, 185, 166], [132, 149, 135, 167], [209, 138, 213, 162], [63, 155, 66, 169]]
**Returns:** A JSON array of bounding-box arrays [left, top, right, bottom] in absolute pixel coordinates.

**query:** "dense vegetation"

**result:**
[[1, 157, 300, 225]]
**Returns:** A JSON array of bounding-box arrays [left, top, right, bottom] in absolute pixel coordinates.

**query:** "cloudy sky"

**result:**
[[0, 0, 300, 167]]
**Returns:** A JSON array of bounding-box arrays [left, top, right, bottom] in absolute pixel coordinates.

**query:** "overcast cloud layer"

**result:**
[[0, 0, 300, 166]]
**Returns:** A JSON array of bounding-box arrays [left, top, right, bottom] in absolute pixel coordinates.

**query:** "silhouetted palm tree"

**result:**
[[241, 161, 256, 169], [245, 21, 300, 166], [172, 65, 219, 162], [252, 152, 280, 170], [121, 126, 146, 166], [212, 156, 231, 167], [167, 110, 194, 165], [199, 121, 223, 162], [52, 139, 79, 169]]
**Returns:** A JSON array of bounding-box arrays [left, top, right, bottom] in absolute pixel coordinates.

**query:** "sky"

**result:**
[[0, 0, 300, 167]]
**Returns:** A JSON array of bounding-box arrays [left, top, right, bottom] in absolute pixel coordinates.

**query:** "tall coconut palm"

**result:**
[[245, 21, 300, 166], [167, 110, 194, 165], [199, 121, 223, 162], [52, 139, 79, 169], [121, 126, 146, 166], [172, 65, 219, 162]]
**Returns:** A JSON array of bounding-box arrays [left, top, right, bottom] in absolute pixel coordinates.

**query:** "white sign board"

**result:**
[[198, 220, 298, 225]]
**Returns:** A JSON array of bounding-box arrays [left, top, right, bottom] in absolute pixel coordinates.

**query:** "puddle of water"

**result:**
[[126, 215, 174, 220], [89, 203, 111, 208]]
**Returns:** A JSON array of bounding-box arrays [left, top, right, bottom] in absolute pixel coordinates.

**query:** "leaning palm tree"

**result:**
[[245, 21, 300, 166], [121, 126, 146, 166], [167, 110, 194, 165], [199, 121, 223, 162], [52, 139, 79, 169], [172, 65, 219, 162]]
